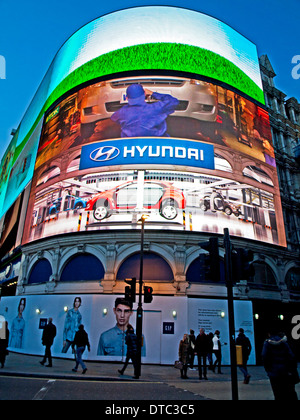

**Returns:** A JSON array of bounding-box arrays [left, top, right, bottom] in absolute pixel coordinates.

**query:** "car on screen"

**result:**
[[80, 76, 217, 138], [49, 194, 88, 215], [84, 180, 186, 221], [199, 191, 241, 217]]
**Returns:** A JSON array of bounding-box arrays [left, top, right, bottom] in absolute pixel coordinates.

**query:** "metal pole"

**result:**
[[224, 228, 239, 400], [136, 218, 145, 378]]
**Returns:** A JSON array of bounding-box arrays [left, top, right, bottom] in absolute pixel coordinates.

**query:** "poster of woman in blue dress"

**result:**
[[9, 298, 26, 349], [62, 297, 82, 353]]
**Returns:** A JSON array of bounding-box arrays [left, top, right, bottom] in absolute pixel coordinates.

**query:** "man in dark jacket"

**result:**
[[72, 324, 90, 374], [236, 328, 252, 384], [195, 328, 210, 380], [262, 330, 298, 400], [118, 324, 139, 379], [40, 318, 56, 367]]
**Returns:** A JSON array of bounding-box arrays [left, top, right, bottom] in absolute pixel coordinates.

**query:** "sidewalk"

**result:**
[[1, 352, 299, 400], [0, 351, 266, 382]]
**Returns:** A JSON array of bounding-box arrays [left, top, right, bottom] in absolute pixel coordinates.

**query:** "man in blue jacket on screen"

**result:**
[[111, 83, 179, 137]]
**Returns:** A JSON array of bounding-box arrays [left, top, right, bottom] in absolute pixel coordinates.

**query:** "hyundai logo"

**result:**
[[90, 146, 120, 162]]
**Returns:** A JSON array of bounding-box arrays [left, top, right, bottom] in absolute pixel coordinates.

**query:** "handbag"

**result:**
[[174, 360, 183, 370]]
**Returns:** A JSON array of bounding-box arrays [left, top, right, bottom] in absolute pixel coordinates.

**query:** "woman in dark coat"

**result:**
[[179, 334, 190, 379], [262, 331, 298, 401]]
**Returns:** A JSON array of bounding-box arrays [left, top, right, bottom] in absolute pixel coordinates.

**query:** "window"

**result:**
[[60, 253, 104, 281], [28, 259, 52, 284]]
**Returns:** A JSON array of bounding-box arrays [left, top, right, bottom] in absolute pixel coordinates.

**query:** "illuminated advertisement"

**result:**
[[4, 5, 264, 195], [0, 119, 42, 220], [0, 294, 255, 365], [22, 75, 286, 247]]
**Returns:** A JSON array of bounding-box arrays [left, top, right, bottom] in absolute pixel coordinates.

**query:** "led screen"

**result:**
[[0, 119, 42, 220], [22, 75, 286, 247], [3, 6, 264, 194]]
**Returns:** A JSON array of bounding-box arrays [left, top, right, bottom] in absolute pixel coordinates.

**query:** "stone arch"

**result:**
[[116, 251, 174, 281], [27, 258, 53, 284], [60, 252, 105, 282]]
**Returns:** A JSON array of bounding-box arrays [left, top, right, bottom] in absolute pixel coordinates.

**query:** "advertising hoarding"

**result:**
[[0, 294, 255, 365], [22, 75, 286, 247]]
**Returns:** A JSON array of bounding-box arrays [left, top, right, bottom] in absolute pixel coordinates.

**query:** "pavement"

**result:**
[[1, 352, 299, 400]]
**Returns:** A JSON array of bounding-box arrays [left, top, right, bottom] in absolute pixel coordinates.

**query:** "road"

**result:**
[[0, 375, 205, 401]]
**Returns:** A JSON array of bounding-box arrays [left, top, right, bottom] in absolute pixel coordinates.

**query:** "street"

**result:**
[[0, 376, 204, 401], [0, 352, 299, 401]]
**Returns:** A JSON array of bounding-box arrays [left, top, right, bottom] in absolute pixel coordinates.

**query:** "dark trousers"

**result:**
[[0, 350, 7, 367], [197, 353, 207, 378], [41, 344, 52, 366], [180, 364, 188, 378], [119, 353, 138, 377], [269, 377, 298, 401], [213, 350, 222, 373]]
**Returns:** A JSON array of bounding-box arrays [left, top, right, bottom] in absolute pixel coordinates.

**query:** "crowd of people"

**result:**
[[178, 328, 229, 381], [178, 327, 299, 401]]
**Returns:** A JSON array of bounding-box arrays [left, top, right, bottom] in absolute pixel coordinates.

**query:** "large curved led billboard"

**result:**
[[0, 6, 265, 221], [22, 74, 286, 247]]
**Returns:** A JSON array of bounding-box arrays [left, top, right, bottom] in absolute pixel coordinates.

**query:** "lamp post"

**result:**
[[136, 214, 149, 378], [224, 228, 239, 400]]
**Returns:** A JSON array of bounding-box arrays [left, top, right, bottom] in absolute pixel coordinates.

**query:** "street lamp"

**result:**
[[136, 214, 149, 378]]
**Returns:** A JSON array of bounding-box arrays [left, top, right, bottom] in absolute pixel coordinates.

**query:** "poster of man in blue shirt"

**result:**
[[97, 297, 146, 357], [111, 84, 179, 138]]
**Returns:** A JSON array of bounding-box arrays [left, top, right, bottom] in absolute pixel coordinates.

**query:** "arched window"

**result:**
[[250, 261, 278, 288], [186, 257, 225, 283], [60, 253, 104, 282], [28, 259, 52, 284], [117, 253, 173, 281], [285, 267, 300, 293]]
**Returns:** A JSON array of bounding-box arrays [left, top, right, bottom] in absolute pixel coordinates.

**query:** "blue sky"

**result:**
[[0, 0, 299, 160]]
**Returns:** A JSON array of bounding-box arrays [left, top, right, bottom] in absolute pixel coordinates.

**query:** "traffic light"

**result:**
[[199, 237, 220, 282], [144, 286, 153, 303], [124, 277, 136, 302], [232, 249, 254, 282]]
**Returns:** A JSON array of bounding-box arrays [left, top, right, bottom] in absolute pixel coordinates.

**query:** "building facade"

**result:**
[[0, 7, 299, 364]]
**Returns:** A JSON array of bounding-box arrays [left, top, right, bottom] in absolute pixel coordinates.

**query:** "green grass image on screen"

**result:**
[[47, 43, 264, 107]]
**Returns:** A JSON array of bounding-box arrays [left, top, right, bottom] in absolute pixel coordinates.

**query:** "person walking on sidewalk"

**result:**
[[118, 324, 139, 379], [40, 318, 56, 367], [262, 330, 299, 401], [195, 328, 209, 380], [188, 329, 196, 369], [178, 333, 190, 379], [72, 325, 90, 374], [236, 328, 252, 384], [212, 330, 223, 374]]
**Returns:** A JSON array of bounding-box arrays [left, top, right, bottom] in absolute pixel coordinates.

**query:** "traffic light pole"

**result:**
[[224, 228, 239, 401], [136, 216, 146, 378]]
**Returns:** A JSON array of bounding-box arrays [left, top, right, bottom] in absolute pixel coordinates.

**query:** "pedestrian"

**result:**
[[188, 329, 196, 369], [207, 332, 214, 370], [262, 330, 299, 401], [0, 321, 9, 368], [212, 330, 223, 374], [236, 328, 252, 384], [178, 333, 190, 379], [111, 84, 179, 138], [118, 324, 139, 379], [40, 318, 57, 367], [195, 328, 209, 380], [72, 324, 90, 374]]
